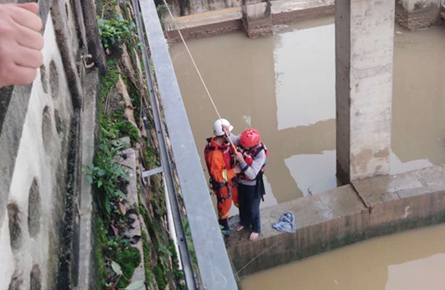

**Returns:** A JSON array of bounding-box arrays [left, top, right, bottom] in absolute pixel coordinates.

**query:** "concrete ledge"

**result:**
[[165, 7, 242, 41], [271, 0, 334, 25], [227, 165, 445, 277], [396, 1, 441, 30], [119, 148, 146, 289], [164, 0, 334, 40], [75, 69, 99, 289]]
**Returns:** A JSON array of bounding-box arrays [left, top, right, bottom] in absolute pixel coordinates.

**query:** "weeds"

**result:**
[[83, 139, 129, 215], [156, 4, 171, 30], [98, 14, 137, 50]]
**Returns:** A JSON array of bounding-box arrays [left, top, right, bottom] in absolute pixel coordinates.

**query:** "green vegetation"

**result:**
[[98, 14, 137, 50], [156, 4, 171, 30], [141, 229, 155, 286], [116, 247, 142, 288], [83, 139, 129, 215], [88, 1, 189, 289], [94, 219, 108, 288]]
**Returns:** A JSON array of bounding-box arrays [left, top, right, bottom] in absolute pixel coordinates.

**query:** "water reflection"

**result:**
[[274, 22, 335, 129], [386, 254, 445, 290], [285, 150, 336, 197], [243, 225, 445, 290]]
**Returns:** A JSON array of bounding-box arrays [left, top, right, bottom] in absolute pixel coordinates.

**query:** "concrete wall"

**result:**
[[227, 166, 445, 276], [0, 0, 98, 289]]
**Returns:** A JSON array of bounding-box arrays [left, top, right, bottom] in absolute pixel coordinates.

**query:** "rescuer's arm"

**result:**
[[209, 152, 238, 184], [222, 125, 240, 145], [238, 150, 266, 180]]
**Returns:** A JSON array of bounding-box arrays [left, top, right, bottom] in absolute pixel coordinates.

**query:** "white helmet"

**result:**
[[213, 119, 233, 136]]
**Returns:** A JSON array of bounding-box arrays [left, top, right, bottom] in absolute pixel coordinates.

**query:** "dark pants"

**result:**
[[239, 183, 261, 233]]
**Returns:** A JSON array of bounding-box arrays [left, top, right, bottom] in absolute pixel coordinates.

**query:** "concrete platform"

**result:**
[[227, 165, 445, 277], [165, 7, 242, 40]]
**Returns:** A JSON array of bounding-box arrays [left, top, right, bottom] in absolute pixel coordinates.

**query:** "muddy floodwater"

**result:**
[[242, 225, 445, 290], [169, 17, 445, 209]]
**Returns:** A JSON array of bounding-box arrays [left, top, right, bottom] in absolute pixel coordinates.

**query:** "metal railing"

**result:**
[[133, 0, 238, 289]]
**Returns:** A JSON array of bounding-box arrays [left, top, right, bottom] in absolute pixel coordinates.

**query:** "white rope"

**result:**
[[161, 1, 237, 146], [162, 1, 222, 119]]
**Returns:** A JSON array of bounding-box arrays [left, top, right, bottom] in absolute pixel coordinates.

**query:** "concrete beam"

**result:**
[[335, 0, 395, 183], [242, 2, 273, 38]]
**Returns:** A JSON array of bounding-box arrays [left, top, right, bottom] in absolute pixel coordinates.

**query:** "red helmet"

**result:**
[[240, 129, 261, 148]]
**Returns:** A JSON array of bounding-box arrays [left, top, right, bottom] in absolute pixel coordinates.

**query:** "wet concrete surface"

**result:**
[[170, 17, 445, 210], [226, 165, 445, 277]]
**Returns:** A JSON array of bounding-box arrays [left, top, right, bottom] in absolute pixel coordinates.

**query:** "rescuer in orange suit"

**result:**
[[204, 119, 240, 236]]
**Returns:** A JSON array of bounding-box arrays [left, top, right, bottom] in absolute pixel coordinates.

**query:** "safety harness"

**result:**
[[204, 138, 236, 196]]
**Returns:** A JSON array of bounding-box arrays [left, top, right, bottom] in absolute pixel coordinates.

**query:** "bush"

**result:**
[[98, 14, 136, 49]]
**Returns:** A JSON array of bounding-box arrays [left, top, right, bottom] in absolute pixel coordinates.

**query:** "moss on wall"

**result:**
[[90, 1, 186, 289]]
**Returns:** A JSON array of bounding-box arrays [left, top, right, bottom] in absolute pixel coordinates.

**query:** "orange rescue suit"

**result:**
[[204, 137, 239, 220]]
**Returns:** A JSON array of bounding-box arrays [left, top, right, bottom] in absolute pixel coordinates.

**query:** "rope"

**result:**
[[161, 1, 237, 148]]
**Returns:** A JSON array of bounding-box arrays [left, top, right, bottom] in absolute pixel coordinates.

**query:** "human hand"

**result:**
[[0, 3, 44, 88], [234, 151, 244, 163], [222, 125, 231, 136], [233, 166, 241, 174]]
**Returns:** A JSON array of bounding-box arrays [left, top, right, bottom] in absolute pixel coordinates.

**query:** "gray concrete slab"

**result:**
[[352, 165, 445, 207], [228, 166, 445, 277], [260, 185, 365, 239], [76, 69, 99, 289]]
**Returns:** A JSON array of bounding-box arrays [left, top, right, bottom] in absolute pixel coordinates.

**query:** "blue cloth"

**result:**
[[272, 212, 296, 233]]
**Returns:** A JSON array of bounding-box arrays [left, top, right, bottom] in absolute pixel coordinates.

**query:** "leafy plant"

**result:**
[[98, 14, 137, 49], [125, 280, 145, 290], [156, 4, 171, 30], [82, 139, 129, 214], [158, 244, 172, 263]]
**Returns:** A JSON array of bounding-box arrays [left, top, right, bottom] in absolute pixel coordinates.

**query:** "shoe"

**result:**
[[236, 225, 245, 232]]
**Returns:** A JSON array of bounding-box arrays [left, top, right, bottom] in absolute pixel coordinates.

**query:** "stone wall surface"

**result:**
[[0, 0, 99, 289]]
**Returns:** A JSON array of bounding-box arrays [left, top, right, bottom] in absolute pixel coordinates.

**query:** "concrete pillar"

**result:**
[[242, 1, 272, 38], [396, 0, 441, 30], [335, 0, 395, 184]]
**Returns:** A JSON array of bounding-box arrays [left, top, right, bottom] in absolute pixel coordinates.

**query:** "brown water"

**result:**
[[242, 225, 445, 290], [169, 18, 445, 209]]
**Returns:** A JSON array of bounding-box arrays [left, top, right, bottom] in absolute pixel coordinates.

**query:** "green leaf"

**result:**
[[111, 261, 123, 275], [125, 280, 145, 290], [115, 189, 127, 200], [85, 174, 93, 183], [98, 169, 106, 176], [105, 197, 111, 214], [97, 180, 103, 188]]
